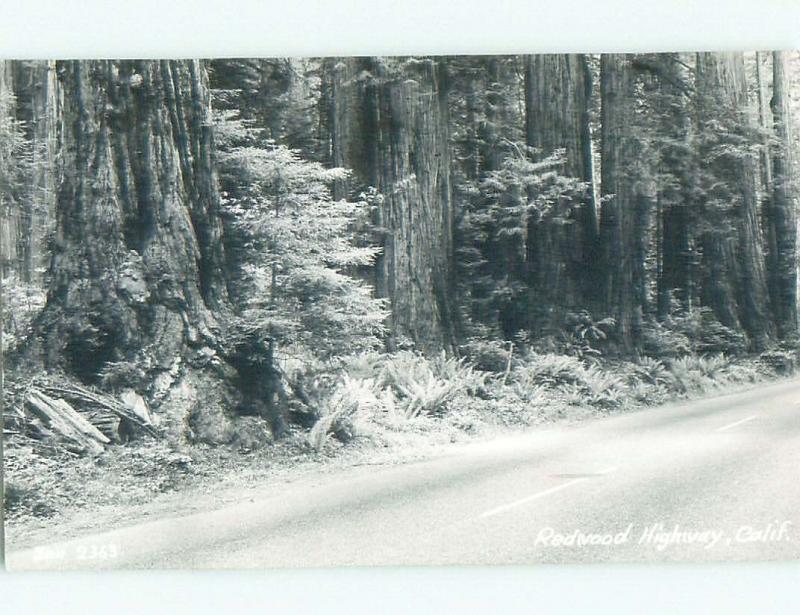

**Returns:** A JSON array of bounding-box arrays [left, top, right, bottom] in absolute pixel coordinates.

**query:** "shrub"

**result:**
[[628, 357, 670, 386], [310, 371, 416, 450], [626, 381, 659, 405], [309, 374, 369, 451], [3, 480, 29, 512], [641, 320, 692, 358], [308, 351, 495, 450], [460, 339, 513, 373], [377, 352, 461, 419], [580, 364, 625, 409], [561, 310, 616, 359], [513, 352, 587, 389], [2, 480, 55, 518], [512, 352, 626, 410], [721, 360, 760, 384], [428, 352, 490, 393], [339, 351, 386, 380], [666, 354, 730, 394], [758, 350, 796, 375], [378, 351, 486, 392], [1, 273, 46, 354], [503, 380, 549, 404], [673, 308, 748, 355], [641, 309, 749, 358]]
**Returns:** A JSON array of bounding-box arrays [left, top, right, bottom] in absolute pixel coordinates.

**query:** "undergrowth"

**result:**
[[306, 344, 795, 452], [5, 339, 797, 532]]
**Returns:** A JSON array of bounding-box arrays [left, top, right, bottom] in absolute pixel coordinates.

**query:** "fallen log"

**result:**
[[25, 390, 109, 455], [5, 375, 161, 454], [37, 379, 159, 438]]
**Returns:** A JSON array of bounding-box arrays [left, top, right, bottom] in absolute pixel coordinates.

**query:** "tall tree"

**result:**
[[479, 57, 515, 173], [0, 61, 17, 275], [524, 54, 598, 336], [10, 61, 60, 285], [649, 53, 696, 319], [599, 54, 650, 351], [766, 50, 798, 338], [28, 60, 245, 439], [328, 57, 458, 352], [320, 57, 366, 200], [695, 52, 771, 348]]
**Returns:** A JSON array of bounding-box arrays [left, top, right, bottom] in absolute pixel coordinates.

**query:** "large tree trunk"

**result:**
[[324, 58, 353, 201], [599, 54, 648, 351], [695, 52, 771, 348], [524, 54, 598, 336], [30, 60, 240, 441], [767, 50, 798, 339], [328, 58, 457, 353], [693, 52, 742, 332], [0, 60, 17, 275], [654, 54, 695, 319], [10, 61, 60, 285]]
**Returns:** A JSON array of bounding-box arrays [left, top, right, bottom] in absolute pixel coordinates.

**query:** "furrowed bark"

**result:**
[[767, 50, 798, 339], [600, 54, 646, 351], [695, 52, 771, 347], [328, 57, 458, 353], [26, 60, 246, 441], [524, 53, 599, 336], [654, 54, 695, 319]]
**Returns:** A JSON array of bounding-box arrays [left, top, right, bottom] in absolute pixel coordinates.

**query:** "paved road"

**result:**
[[7, 377, 800, 570]]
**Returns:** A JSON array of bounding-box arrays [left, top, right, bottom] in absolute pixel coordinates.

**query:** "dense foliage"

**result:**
[[1, 53, 798, 454], [214, 111, 387, 359]]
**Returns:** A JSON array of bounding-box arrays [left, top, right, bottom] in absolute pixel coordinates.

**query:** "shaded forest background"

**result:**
[[1, 53, 799, 458]]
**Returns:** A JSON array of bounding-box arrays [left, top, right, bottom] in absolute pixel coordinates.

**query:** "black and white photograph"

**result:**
[[1, 49, 799, 574]]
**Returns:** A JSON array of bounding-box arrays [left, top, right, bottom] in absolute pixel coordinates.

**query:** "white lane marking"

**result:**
[[716, 415, 758, 432], [478, 466, 617, 519]]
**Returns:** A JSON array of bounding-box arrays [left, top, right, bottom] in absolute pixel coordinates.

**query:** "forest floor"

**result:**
[[4, 349, 799, 550]]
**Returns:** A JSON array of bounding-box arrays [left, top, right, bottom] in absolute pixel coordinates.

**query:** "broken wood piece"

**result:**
[[25, 390, 108, 455], [120, 388, 156, 426]]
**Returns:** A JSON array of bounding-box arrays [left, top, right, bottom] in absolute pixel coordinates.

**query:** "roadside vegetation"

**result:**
[[5, 323, 798, 541]]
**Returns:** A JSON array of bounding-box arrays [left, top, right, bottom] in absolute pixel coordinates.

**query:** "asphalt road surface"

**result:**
[[7, 377, 800, 570]]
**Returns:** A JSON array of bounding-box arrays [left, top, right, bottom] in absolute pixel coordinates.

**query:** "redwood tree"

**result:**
[[766, 50, 798, 339], [695, 52, 771, 348], [600, 54, 648, 351], [327, 57, 458, 352], [651, 53, 695, 319], [31, 60, 242, 440], [524, 53, 598, 336]]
